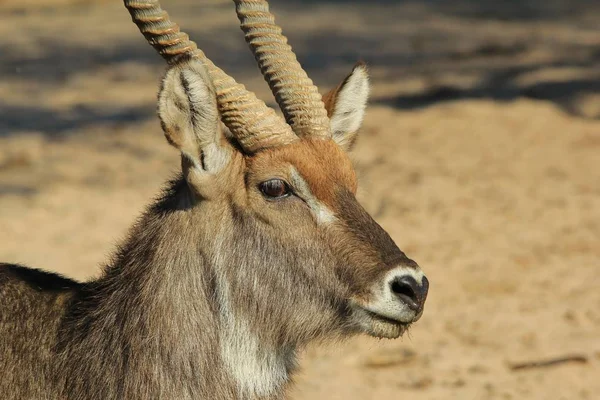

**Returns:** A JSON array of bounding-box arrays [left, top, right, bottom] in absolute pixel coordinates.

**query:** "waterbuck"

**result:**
[[0, 0, 429, 398]]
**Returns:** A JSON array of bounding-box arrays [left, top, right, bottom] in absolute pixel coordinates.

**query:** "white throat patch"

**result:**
[[216, 274, 289, 399], [220, 317, 289, 399]]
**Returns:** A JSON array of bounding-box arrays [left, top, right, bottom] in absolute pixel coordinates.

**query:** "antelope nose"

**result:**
[[390, 275, 429, 313]]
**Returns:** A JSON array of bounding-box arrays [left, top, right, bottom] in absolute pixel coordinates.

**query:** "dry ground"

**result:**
[[0, 0, 599, 399]]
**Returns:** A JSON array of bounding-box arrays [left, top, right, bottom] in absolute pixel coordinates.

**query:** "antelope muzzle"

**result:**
[[333, 190, 429, 339]]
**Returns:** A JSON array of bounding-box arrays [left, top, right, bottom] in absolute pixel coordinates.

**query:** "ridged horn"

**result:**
[[233, 0, 331, 139], [123, 0, 298, 153]]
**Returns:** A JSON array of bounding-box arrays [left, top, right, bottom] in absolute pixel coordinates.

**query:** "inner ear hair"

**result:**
[[158, 61, 230, 173], [179, 67, 219, 148], [323, 62, 370, 151]]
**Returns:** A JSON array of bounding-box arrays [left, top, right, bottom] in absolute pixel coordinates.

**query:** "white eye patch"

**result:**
[[289, 167, 337, 225]]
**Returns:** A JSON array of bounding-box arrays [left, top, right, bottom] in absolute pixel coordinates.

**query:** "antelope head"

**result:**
[[124, 0, 428, 341]]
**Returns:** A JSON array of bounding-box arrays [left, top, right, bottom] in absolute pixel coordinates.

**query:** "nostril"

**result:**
[[390, 276, 420, 311], [391, 279, 416, 300]]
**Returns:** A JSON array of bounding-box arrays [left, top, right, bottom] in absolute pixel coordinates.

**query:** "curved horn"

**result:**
[[234, 0, 330, 139], [123, 0, 298, 153]]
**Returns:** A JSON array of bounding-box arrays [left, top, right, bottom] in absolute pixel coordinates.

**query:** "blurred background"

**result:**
[[0, 0, 598, 398]]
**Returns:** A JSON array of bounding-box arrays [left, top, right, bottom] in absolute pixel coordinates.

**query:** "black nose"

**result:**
[[390, 275, 428, 312]]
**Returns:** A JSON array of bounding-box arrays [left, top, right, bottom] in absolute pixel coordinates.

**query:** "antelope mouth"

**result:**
[[351, 305, 411, 339]]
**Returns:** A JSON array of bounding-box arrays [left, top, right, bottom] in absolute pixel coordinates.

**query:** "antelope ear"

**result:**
[[323, 63, 370, 151], [158, 61, 231, 175]]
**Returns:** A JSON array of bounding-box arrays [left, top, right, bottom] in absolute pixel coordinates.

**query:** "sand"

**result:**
[[0, 0, 599, 399]]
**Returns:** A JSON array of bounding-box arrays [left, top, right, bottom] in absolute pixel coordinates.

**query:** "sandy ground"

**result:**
[[1, 0, 599, 399]]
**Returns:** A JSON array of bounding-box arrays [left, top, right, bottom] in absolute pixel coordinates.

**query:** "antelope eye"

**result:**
[[259, 179, 291, 199]]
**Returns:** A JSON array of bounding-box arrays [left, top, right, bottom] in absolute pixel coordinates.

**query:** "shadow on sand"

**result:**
[[0, 0, 598, 137]]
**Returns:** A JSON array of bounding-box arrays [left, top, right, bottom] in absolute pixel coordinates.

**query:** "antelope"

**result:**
[[0, 0, 429, 398]]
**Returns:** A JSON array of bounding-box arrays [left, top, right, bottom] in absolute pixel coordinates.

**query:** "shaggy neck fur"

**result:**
[[56, 178, 315, 399]]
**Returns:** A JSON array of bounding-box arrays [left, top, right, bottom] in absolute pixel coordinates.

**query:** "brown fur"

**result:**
[[0, 61, 425, 400], [247, 138, 357, 206], [322, 86, 340, 118]]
